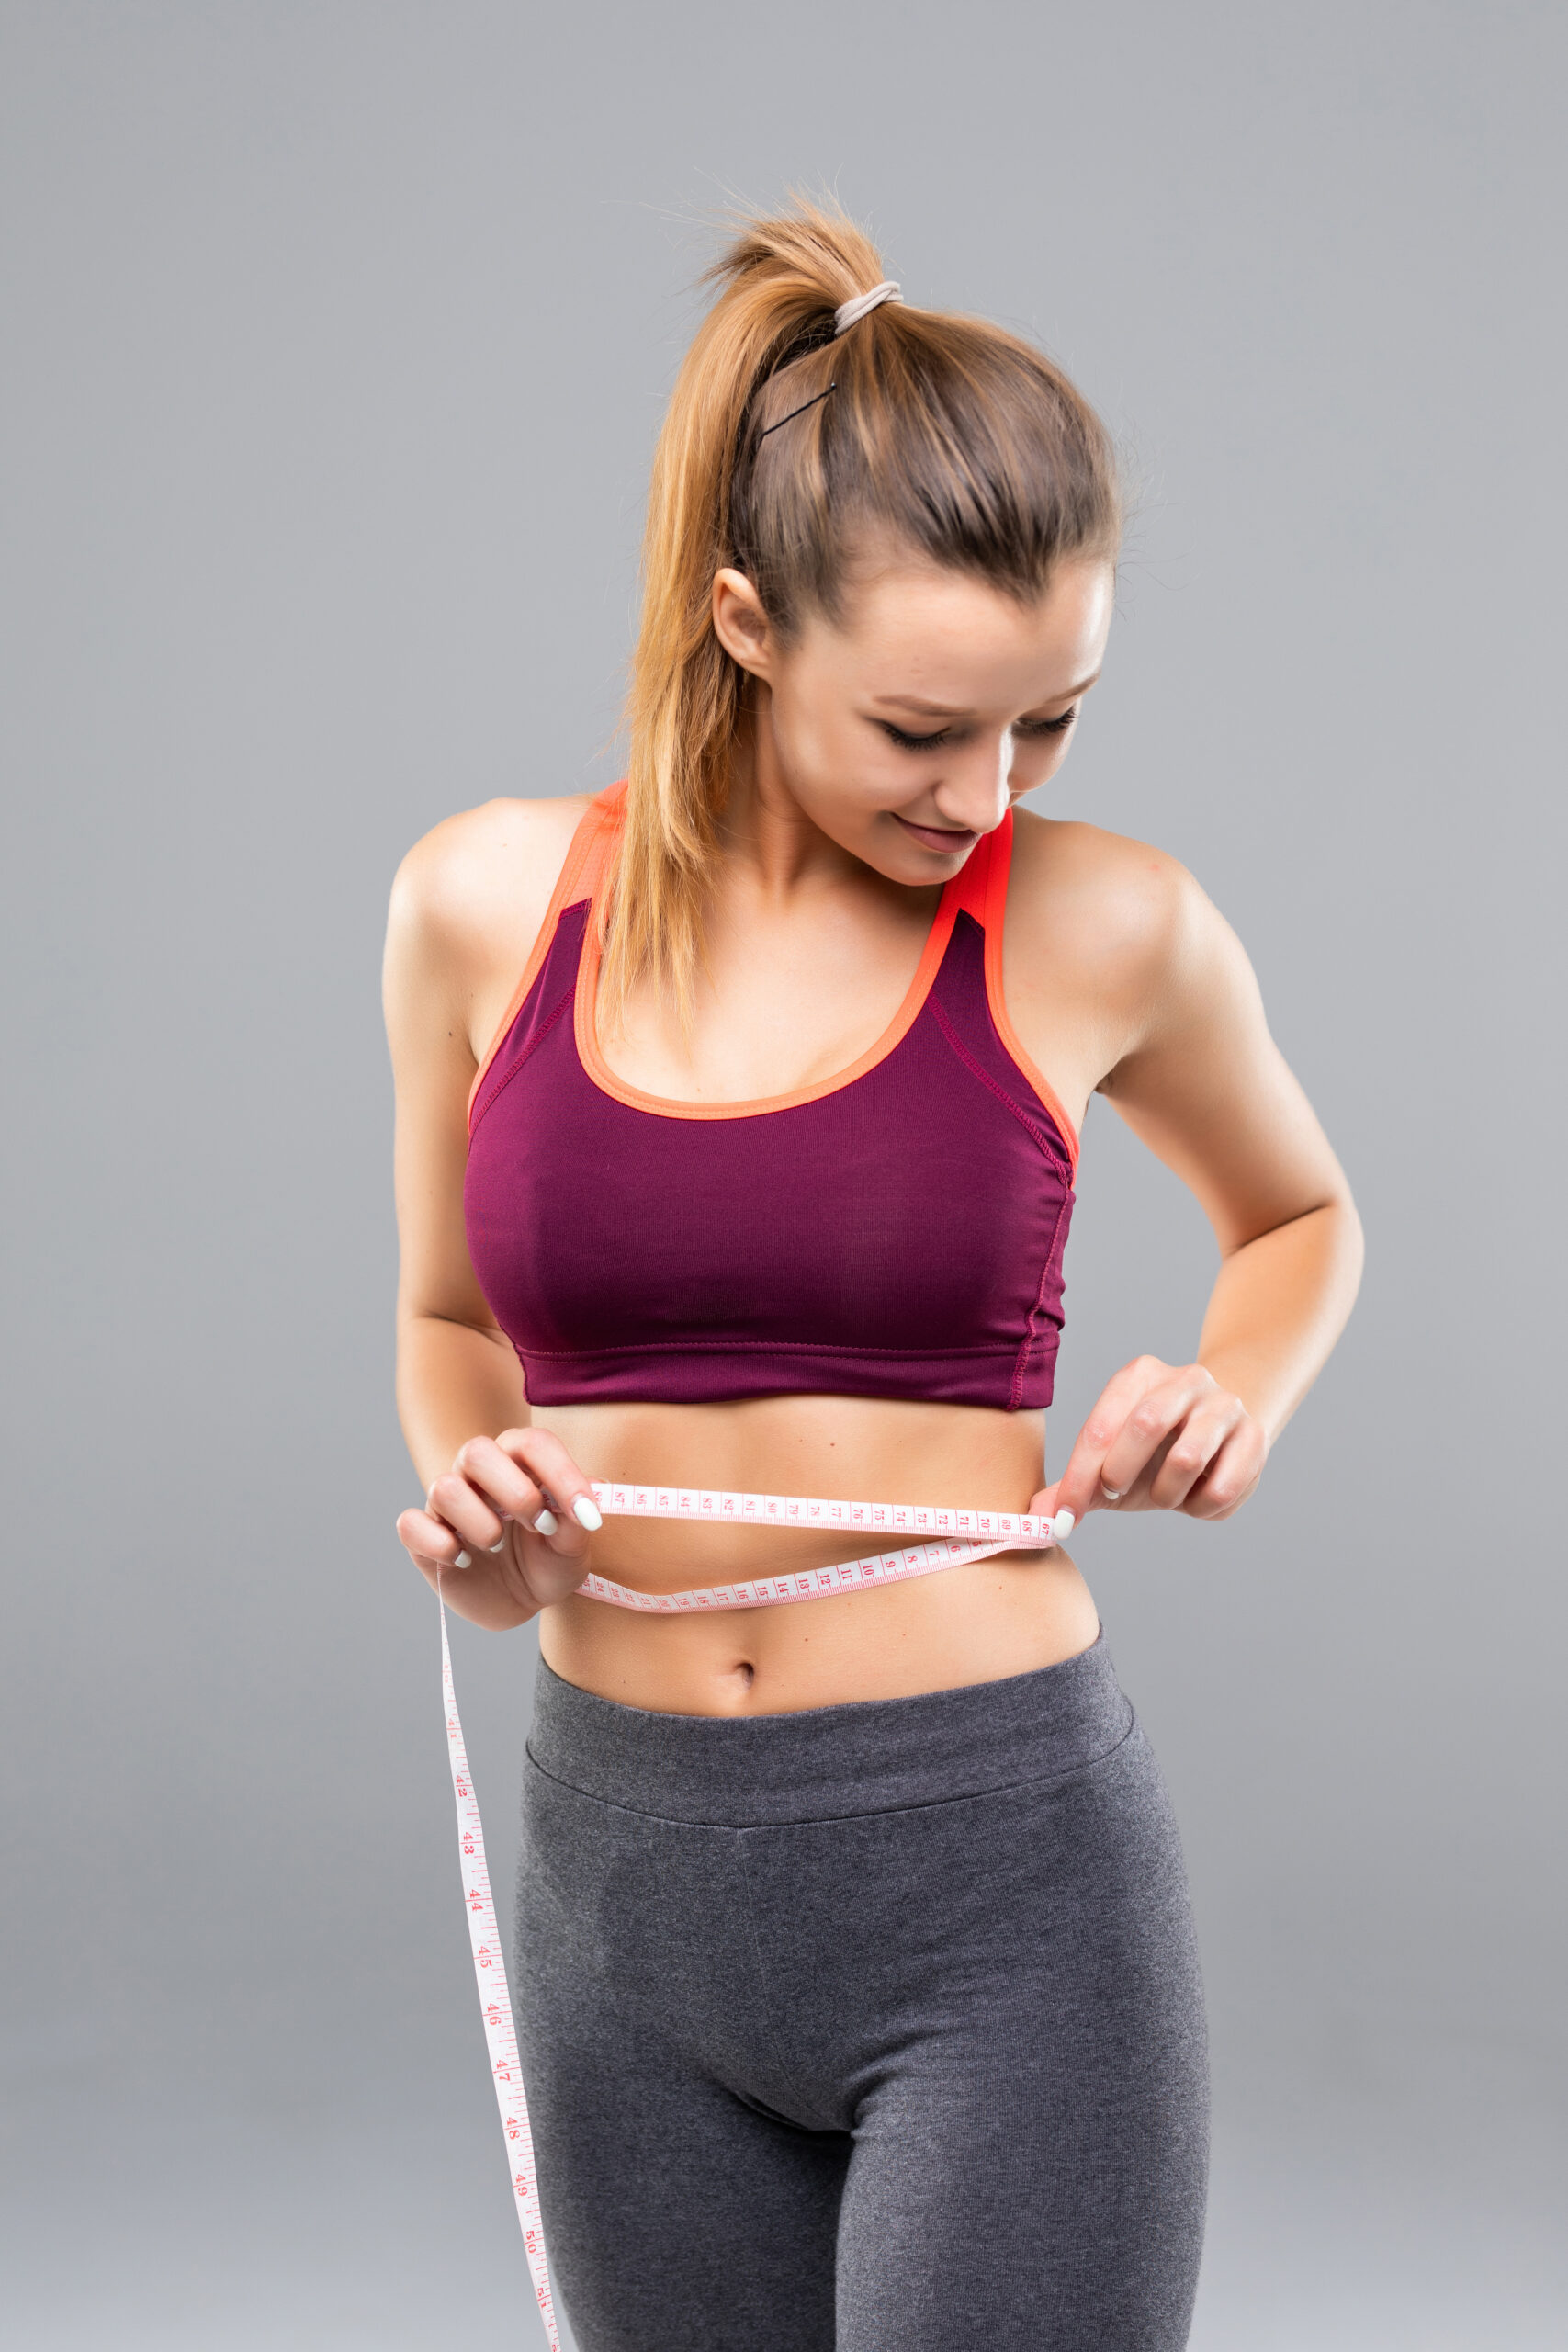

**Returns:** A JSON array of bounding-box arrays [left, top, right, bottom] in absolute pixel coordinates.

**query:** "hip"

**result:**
[[515, 1631, 1208, 2346], [518, 1629, 1202, 2077]]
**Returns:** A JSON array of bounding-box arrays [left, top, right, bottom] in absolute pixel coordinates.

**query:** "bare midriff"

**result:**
[[532, 1392, 1100, 1718]]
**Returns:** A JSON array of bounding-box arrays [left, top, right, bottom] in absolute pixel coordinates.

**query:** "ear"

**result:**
[[711, 567, 777, 680]]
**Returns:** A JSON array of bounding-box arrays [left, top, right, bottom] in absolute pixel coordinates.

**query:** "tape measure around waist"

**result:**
[[578, 1479, 1073, 1611], [435, 1480, 1073, 2342]]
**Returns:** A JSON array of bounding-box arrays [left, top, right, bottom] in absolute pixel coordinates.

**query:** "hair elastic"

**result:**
[[834, 279, 900, 334]]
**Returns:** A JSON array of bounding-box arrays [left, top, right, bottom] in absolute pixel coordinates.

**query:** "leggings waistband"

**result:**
[[525, 1630, 1131, 1827]]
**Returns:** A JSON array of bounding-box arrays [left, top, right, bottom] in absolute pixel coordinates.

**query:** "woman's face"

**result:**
[[713, 547, 1115, 884]]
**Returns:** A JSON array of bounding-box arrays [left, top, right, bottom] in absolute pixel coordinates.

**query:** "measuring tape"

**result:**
[[577, 1478, 1074, 1610], [435, 1479, 1075, 2346]]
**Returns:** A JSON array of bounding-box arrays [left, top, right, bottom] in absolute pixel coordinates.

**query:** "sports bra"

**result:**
[[464, 783, 1077, 1412]]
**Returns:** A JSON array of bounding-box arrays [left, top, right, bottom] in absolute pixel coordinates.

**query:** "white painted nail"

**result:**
[[453, 1549, 472, 1569], [1052, 1510, 1076, 1540], [532, 1509, 558, 1537], [1100, 1486, 1122, 1503], [572, 1495, 603, 1531], [487, 1537, 506, 1554]]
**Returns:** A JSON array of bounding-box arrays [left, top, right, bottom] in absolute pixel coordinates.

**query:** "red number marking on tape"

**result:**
[[438, 1589, 560, 2349]]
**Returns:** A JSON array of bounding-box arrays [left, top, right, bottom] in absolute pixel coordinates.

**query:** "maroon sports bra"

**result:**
[[464, 784, 1078, 1411]]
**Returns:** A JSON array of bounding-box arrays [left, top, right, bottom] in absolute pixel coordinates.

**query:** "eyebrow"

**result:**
[[872, 673, 1101, 717]]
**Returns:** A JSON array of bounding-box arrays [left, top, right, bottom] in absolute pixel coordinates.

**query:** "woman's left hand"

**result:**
[[1032, 1354, 1269, 1532]]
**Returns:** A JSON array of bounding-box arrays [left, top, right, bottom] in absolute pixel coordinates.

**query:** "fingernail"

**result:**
[[487, 1537, 506, 1553], [454, 1549, 472, 1569], [532, 1509, 558, 1536], [572, 1495, 603, 1531], [1052, 1509, 1076, 1539], [1100, 1486, 1122, 1503]]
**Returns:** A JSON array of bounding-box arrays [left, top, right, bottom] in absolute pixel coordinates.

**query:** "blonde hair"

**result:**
[[604, 198, 1121, 1022]]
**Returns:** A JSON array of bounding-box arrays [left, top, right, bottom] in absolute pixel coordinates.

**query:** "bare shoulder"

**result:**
[[1008, 807, 1215, 1012], [383, 793, 593, 1057], [389, 793, 592, 950]]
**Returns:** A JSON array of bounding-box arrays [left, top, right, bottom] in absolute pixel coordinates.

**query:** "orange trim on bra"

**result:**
[[470, 786, 1079, 1160], [947, 819, 994, 924], [981, 811, 1080, 1171], [574, 849, 964, 1121], [465, 786, 622, 1128]]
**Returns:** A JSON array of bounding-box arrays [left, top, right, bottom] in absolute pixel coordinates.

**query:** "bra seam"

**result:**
[[1010, 1186, 1073, 1411], [927, 992, 1074, 1175], [466, 791, 615, 1129], [467, 794, 1077, 1418], [926, 995, 1072, 1409], [468, 977, 579, 1140], [516, 1337, 1023, 1360]]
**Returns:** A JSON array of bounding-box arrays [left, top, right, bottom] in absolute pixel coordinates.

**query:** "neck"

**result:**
[[717, 689, 873, 908]]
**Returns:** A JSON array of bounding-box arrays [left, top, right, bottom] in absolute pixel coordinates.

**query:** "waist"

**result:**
[[526, 1629, 1129, 1826], [531, 1391, 1050, 1587], [530, 1393, 1103, 1716]]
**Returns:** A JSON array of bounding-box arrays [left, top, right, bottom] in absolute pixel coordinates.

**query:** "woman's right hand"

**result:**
[[397, 1427, 605, 1623]]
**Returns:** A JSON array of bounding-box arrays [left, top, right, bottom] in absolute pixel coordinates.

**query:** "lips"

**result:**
[[891, 814, 978, 855]]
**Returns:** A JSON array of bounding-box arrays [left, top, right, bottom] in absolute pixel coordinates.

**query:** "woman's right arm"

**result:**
[[382, 802, 602, 1631]]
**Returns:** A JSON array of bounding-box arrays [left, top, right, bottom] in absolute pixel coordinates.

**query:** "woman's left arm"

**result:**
[[1034, 851, 1364, 1529]]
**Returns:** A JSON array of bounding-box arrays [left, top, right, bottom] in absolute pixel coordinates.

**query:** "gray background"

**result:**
[[4, 3, 1562, 2346]]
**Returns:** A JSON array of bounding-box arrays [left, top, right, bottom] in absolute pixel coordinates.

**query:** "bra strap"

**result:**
[[466, 783, 626, 1128], [970, 808, 1080, 1173], [945, 811, 1010, 927]]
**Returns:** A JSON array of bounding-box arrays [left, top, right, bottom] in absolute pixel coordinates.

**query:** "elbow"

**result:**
[[1337, 1187, 1366, 1312], [1298, 1184, 1363, 1337]]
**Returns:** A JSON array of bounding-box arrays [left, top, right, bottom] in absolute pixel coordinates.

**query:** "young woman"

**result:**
[[384, 205, 1361, 2352]]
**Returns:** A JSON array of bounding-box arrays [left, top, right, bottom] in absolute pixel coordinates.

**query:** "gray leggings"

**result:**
[[516, 1632, 1208, 2350]]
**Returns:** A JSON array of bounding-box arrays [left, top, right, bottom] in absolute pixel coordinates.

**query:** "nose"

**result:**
[[932, 732, 1013, 835]]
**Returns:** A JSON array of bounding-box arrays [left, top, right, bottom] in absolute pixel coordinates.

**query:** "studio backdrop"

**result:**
[[3, 4, 1562, 2346]]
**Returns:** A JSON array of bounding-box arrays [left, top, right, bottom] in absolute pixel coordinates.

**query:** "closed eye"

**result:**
[[879, 721, 952, 750], [878, 707, 1077, 752]]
